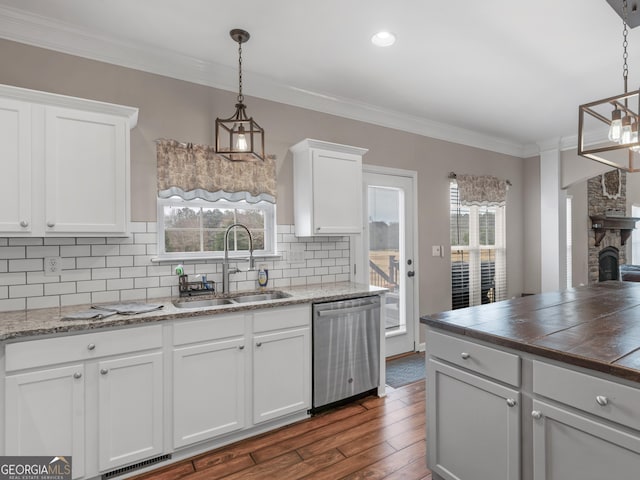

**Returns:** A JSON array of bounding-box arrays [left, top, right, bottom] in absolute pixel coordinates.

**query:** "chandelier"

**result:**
[[215, 29, 265, 162], [578, 0, 640, 171]]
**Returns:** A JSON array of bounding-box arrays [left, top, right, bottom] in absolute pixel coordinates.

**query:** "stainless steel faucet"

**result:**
[[222, 223, 255, 293]]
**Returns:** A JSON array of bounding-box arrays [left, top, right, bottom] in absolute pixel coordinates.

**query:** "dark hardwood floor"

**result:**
[[132, 380, 430, 480]]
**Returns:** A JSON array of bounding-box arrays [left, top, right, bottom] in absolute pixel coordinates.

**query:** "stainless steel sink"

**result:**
[[231, 291, 291, 303], [173, 298, 235, 309]]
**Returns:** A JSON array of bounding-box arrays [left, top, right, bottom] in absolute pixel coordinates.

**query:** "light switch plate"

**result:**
[[432, 245, 441, 257], [45, 256, 62, 276]]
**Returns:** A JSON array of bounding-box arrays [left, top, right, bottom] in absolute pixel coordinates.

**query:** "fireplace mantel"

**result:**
[[590, 215, 640, 246]]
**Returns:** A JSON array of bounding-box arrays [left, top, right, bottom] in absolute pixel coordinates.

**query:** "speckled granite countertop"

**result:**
[[0, 282, 385, 342], [421, 281, 640, 383]]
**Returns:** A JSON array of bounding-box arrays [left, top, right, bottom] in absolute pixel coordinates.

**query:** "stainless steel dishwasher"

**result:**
[[312, 295, 381, 411]]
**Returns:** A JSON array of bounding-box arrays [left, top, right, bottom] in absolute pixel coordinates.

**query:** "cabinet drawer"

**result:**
[[6, 324, 163, 372], [173, 313, 245, 345], [253, 304, 310, 333], [533, 360, 640, 431], [427, 330, 520, 387]]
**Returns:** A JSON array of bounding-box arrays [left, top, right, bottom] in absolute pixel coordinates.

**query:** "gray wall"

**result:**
[[0, 38, 527, 316]]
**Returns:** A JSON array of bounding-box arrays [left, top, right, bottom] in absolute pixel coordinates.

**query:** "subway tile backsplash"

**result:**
[[0, 222, 351, 312], [0, 223, 351, 312]]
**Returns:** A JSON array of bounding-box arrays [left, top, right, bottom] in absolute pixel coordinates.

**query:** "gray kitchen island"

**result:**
[[421, 281, 640, 480]]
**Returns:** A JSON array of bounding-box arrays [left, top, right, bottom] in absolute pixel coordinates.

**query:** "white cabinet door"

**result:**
[[0, 98, 32, 234], [44, 107, 128, 235], [311, 148, 362, 235], [97, 352, 163, 472], [173, 337, 246, 448], [532, 399, 640, 480], [291, 139, 367, 236], [427, 358, 520, 480], [5, 364, 85, 479], [253, 327, 310, 424]]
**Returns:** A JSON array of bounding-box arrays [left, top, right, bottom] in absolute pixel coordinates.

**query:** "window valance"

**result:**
[[156, 138, 276, 204], [455, 174, 508, 207]]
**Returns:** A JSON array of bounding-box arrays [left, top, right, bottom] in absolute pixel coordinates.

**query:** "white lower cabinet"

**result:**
[[531, 399, 640, 480], [97, 352, 164, 472], [3, 303, 314, 479], [5, 364, 86, 479], [428, 358, 520, 480], [253, 327, 310, 424], [172, 322, 246, 448], [171, 305, 311, 450], [4, 325, 163, 479]]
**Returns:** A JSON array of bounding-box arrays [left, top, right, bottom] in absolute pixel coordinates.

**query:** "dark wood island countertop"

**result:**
[[420, 281, 640, 383]]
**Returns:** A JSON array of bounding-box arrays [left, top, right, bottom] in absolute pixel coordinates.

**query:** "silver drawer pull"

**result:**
[[506, 398, 517, 407], [460, 352, 470, 360], [596, 395, 609, 406], [531, 410, 543, 420], [47, 221, 55, 228], [87, 343, 96, 351], [73, 372, 82, 379], [256, 342, 262, 347], [20, 220, 29, 228], [238, 345, 245, 350], [100, 368, 109, 375]]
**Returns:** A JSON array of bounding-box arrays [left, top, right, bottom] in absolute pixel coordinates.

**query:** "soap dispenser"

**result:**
[[257, 264, 269, 289]]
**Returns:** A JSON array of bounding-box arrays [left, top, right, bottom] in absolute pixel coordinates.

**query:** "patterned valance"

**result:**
[[456, 174, 508, 206], [156, 138, 276, 203]]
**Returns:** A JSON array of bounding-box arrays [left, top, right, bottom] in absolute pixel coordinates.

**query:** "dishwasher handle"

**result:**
[[315, 301, 380, 317]]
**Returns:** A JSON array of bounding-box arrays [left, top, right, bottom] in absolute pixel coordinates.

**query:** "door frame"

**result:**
[[352, 165, 420, 353]]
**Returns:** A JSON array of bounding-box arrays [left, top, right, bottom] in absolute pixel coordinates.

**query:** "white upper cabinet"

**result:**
[[0, 84, 138, 237], [290, 138, 368, 236]]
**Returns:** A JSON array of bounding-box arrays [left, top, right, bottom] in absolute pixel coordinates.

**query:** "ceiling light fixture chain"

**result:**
[[237, 36, 244, 104], [623, 0, 629, 92]]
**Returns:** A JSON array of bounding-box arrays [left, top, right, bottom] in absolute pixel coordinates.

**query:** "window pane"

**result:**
[[236, 209, 265, 229], [203, 208, 235, 228], [164, 206, 200, 228], [203, 230, 226, 252], [251, 230, 265, 250], [478, 208, 495, 246], [165, 230, 200, 252]]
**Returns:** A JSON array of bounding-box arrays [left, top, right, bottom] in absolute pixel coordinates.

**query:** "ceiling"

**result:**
[[0, 0, 638, 157]]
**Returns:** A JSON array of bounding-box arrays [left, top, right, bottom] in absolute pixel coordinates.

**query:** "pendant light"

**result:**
[[215, 29, 265, 162], [578, 0, 640, 172]]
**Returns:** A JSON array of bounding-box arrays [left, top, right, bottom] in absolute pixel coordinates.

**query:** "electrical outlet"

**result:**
[[45, 256, 62, 276]]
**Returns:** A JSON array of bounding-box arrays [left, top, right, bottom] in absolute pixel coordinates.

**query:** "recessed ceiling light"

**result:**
[[371, 31, 396, 47]]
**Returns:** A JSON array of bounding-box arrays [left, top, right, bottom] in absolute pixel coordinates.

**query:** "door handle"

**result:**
[[407, 270, 415, 277]]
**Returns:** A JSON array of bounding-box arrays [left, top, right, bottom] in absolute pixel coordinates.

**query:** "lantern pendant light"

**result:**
[[578, 0, 640, 171], [215, 29, 265, 162]]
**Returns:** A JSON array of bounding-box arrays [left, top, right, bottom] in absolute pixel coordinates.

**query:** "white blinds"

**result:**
[[450, 181, 507, 309]]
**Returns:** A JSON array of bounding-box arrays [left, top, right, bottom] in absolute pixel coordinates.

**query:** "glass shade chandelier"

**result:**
[[578, 0, 640, 172], [215, 29, 265, 162]]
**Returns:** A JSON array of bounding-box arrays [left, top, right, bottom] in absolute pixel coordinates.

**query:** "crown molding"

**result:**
[[0, 5, 534, 158]]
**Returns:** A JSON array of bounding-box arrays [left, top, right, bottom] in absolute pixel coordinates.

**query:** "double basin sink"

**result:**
[[173, 291, 291, 309]]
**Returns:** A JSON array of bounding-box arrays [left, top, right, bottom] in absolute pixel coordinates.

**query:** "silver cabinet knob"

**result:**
[[47, 221, 55, 228], [256, 342, 263, 347], [20, 220, 29, 228], [460, 352, 470, 359], [506, 398, 517, 407], [238, 345, 245, 350], [531, 410, 543, 420], [73, 372, 82, 379], [596, 395, 609, 406], [87, 343, 96, 351], [100, 368, 109, 375]]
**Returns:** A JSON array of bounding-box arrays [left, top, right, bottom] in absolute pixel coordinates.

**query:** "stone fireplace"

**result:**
[[587, 169, 627, 284]]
